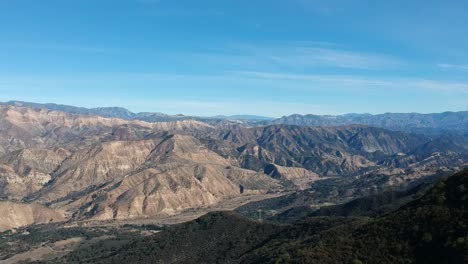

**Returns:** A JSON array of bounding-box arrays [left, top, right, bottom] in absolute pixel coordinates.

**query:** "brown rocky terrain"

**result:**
[[0, 148, 69, 200], [38, 134, 280, 221], [0, 201, 64, 232], [0, 105, 467, 230]]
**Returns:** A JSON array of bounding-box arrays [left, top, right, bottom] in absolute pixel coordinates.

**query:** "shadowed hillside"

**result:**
[[25, 170, 467, 264]]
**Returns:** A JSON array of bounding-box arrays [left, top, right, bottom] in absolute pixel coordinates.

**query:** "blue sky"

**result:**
[[0, 0, 467, 117]]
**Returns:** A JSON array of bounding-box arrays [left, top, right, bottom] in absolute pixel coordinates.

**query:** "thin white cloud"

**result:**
[[269, 47, 398, 70], [1, 71, 467, 116], [219, 43, 401, 70], [233, 71, 468, 93], [437, 63, 468, 71], [1, 39, 401, 71], [2, 71, 468, 93]]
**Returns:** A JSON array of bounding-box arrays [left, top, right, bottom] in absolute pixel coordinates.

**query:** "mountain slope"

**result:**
[[0, 148, 69, 200], [28, 134, 280, 221], [240, 170, 468, 264], [0, 201, 64, 232], [210, 125, 467, 177], [49, 170, 467, 264]]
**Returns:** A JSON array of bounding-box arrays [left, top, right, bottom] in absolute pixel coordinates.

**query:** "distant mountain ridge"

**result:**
[[211, 115, 275, 121], [2, 100, 467, 134], [1, 101, 274, 123], [2, 100, 187, 122], [273, 112, 468, 134]]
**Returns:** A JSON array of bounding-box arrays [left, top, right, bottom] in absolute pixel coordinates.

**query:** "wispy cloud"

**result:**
[[215, 42, 401, 70], [233, 71, 468, 93], [1, 71, 467, 115], [1, 39, 401, 71], [437, 63, 468, 71], [267, 47, 398, 70], [2, 70, 468, 95]]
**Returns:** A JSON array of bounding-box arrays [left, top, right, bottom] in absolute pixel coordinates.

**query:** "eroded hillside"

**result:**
[[0, 105, 467, 228]]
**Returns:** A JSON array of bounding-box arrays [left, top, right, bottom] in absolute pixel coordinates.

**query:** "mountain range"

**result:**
[[0, 103, 467, 228], [0, 101, 467, 263], [3, 100, 468, 134], [1, 101, 274, 123]]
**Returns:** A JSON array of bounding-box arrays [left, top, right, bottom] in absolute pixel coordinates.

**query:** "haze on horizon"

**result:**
[[1, 0, 467, 117]]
